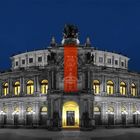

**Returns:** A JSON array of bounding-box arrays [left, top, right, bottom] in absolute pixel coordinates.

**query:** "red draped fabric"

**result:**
[[64, 44, 78, 92]]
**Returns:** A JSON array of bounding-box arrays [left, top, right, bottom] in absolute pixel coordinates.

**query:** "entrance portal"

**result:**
[[62, 101, 79, 128]]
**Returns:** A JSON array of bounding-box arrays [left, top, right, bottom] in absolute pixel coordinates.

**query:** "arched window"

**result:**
[[93, 80, 100, 94], [3, 83, 8, 96], [121, 106, 127, 113], [108, 106, 114, 113], [120, 82, 127, 95], [41, 80, 48, 94], [14, 81, 20, 95], [131, 83, 137, 96], [41, 106, 47, 115], [26, 107, 33, 113], [41, 106, 48, 112], [14, 107, 19, 113], [27, 80, 34, 95], [107, 80, 114, 95], [94, 106, 100, 113]]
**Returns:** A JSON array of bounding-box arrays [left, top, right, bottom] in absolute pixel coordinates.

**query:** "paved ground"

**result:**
[[0, 128, 140, 140]]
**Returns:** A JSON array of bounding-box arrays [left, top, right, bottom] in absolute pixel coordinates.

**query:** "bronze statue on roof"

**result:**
[[63, 24, 78, 39]]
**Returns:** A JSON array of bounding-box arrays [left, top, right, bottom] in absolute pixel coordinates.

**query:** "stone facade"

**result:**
[[0, 26, 140, 130]]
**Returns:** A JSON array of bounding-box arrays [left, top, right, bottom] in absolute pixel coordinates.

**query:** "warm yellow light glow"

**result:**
[[108, 106, 114, 112], [27, 80, 34, 95], [14, 107, 19, 112], [132, 105, 137, 113], [3, 106, 8, 113], [62, 101, 79, 128], [131, 83, 137, 96], [121, 106, 126, 112], [41, 106, 47, 112], [94, 106, 100, 112], [14, 81, 20, 95], [93, 80, 100, 94], [107, 80, 114, 95], [120, 82, 126, 95], [3, 82, 8, 96], [27, 107, 33, 112], [41, 80, 48, 94]]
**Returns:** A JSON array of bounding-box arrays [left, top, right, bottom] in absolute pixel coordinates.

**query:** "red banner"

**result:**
[[64, 44, 78, 92]]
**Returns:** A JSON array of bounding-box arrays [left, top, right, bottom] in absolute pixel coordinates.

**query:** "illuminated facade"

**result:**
[[0, 25, 140, 130]]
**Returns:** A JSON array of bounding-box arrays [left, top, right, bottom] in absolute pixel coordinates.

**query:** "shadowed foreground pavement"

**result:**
[[91, 133, 140, 140], [0, 128, 140, 140]]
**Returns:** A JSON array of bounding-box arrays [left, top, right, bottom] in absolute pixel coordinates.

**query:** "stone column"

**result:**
[[116, 102, 121, 124], [19, 102, 25, 125], [79, 98, 83, 126], [34, 102, 39, 125], [51, 71, 54, 89], [34, 76, 37, 93], [23, 77, 26, 95], [36, 76, 40, 93], [137, 80, 140, 97], [8, 79, 12, 97], [48, 71, 51, 91], [58, 97, 62, 127], [128, 103, 133, 124], [101, 102, 107, 125], [87, 71, 90, 90], [47, 96, 52, 127], [127, 79, 130, 97], [0, 80, 2, 96], [101, 75, 106, 96], [104, 53, 106, 67], [0, 104, 3, 123], [85, 71, 88, 90], [116, 77, 120, 96], [20, 77, 23, 96], [119, 57, 121, 68], [82, 73, 85, 90], [7, 103, 13, 125]]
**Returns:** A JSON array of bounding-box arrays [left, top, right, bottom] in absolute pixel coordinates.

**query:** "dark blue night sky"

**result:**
[[0, 0, 140, 71]]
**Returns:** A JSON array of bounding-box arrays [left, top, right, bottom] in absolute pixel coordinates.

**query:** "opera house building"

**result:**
[[0, 25, 139, 130]]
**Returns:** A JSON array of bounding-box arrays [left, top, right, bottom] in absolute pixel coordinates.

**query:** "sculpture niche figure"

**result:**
[[47, 52, 56, 64], [85, 52, 94, 64]]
